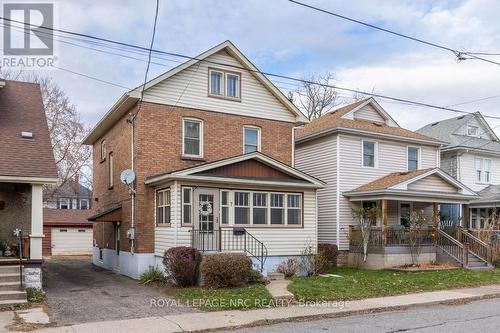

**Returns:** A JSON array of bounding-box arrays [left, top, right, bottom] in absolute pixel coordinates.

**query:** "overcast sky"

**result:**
[[18, 0, 500, 134]]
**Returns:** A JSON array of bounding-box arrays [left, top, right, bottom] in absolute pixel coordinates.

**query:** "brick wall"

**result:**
[[92, 102, 295, 253]]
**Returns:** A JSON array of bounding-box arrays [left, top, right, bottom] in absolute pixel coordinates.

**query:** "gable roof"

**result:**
[[83, 41, 308, 145], [0, 80, 58, 183], [44, 179, 92, 200], [43, 208, 94, 227], [417, 112, 500, 153], [344, 168, 477, 197], [471, 185, 500, 205], [295, 98, 442, 145], [144, 152, 325, 188]]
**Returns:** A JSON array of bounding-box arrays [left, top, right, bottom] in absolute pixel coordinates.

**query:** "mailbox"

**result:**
[[233, 227, 245, 236]]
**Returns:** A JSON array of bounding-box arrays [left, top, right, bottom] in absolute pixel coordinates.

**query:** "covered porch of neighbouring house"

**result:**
[[343, 168, 479, 269]]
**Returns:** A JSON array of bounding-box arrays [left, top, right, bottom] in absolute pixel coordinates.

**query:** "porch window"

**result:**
[[471, 208, 478, 229], [244, 126, 260, 154], [399, 202, 412, 228], [221, 191, 229, 224], [362, 141, 376, 168], [270, 193, 284, 224], [183, 119, 203, 157], [287, 194, 301, 225], [58, 199, 69, 209], [182, 187, 192, 225], [234, 192, 250, 224], [252, 193, 267, 224], [407, 147, 420, 171], [156, 189, 171, 225]]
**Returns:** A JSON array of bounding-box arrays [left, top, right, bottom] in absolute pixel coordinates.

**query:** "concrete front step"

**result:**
[[0, 282, 22, 291], [0, 299, 27, 308], [0, 290, 26, 301], [0, 273, 22, 283], [468, 265, 494, 272], [267, 272, 285, 281], [0, 266, 21, 275]]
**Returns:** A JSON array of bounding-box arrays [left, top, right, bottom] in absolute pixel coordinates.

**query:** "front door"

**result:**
[[193, 188, 219, 251]]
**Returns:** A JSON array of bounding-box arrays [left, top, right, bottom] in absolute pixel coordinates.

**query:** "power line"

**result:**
[[447, 93, 500, 107], [287, 0, 500, 66], [3, 16, 500, 120]]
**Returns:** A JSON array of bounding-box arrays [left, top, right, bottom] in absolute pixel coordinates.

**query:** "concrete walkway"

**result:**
[[265, 280, 294, 300], [6, 284, 500, 333]]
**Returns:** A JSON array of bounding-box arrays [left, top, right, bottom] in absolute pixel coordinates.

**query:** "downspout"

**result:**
[[128, 112, 136, 254], [336, 134, 340, 248]]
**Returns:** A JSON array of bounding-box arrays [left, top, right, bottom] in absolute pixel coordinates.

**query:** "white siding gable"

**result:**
[[407, 174, 459, 193], [353, 104, 386, 123], [142, 50, 297, 123]]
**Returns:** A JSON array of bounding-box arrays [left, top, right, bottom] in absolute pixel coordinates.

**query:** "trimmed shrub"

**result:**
[[318, 243, 338, 268], [276, 258, 299, 278], [140, 266, 166, 285], [201, 253, 252, 288], [247, 269, 265, 284], [163, 247, 201, 287]]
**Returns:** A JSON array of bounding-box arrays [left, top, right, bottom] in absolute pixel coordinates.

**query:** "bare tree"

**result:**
[[351, 206, 379, 262], [290, 72, 338, 120], [1, 69, 92, 189]]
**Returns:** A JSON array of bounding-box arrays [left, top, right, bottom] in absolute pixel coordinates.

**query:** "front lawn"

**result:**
[[289, 267, 500, 301], [160, 284, 273, 311]]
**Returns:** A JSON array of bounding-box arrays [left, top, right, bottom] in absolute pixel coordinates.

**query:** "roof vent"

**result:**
[[21, 131, 33, 139], [457, 116, 465, 120], [399, 171, 411, 176], [431, 122, 439, 126], [372, 122, 383, 127]]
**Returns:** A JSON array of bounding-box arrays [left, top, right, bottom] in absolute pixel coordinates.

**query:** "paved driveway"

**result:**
[[43, 256, 198, 325]]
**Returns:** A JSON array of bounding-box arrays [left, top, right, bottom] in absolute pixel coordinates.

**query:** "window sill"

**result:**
[[208, 93, 241, 102], [229, 224, 304, 229], [181, 156, 205, 162], [156, 223, 171, 228]]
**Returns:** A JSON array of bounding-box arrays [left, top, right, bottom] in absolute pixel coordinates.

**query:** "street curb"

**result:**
[[188, 292, 500, 333]]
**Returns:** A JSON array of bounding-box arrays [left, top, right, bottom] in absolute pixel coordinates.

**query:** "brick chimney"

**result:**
[[74, 174, 79, 194]]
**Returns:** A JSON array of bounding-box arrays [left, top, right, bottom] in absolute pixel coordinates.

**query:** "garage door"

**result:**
[[51, 227, 92, 255]]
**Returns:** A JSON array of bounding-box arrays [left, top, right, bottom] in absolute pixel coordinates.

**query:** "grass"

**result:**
[[289, 267, 500, 301], [160, 284, 273, 311]]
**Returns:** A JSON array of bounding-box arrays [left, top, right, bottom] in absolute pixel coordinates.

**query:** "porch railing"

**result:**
[[436, 228, 467, 267], [349, 226, 434, 249], [457, 228, 492, 264], [470, 230, 500, 263], [191, 228, 268, 271]]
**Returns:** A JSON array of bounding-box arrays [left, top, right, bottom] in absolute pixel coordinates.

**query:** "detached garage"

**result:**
[[43, 209, 93, 256]]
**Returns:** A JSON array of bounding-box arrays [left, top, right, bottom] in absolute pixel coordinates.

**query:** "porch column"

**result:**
[[463, 204, 470, 229], [433, 203, 439, 228], [382, 199, 388, 246], [30, 184, 44, 260]]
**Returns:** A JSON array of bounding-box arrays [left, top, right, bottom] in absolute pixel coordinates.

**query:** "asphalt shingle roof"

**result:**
[[348, 168, 433, 192]]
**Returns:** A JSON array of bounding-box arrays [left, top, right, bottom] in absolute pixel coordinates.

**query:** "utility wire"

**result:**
[[287, 0, 500, 66], [3, 16, 500, 120]]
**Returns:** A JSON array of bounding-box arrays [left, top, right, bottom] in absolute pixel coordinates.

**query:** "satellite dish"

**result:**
[[120, 169, 136, 185]]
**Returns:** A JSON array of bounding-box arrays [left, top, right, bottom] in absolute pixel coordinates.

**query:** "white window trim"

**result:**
[[182, 118, 204, 158], [361, 140, 378, 168], [79, 198, 89, 210], [406, 146, 421, 171], [208, 69, 224, 96], [243, 126, 261, 154], [156, 188, 171, 225], [398, 201, 413, 226], [225, 72, 241, 99], [182, 187, 193, 226], [219, 189, 302, 227], [467, 125, 479, 137], [58, 198, 69, 209]]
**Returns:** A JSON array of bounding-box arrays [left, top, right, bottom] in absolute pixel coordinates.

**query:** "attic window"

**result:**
[[208, 68, 241, 100], [467, 125, 479, 137], [21, 131, 33, 139]]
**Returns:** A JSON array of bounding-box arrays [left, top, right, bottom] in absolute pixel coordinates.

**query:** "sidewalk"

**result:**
[[11, 284, 500, 333]]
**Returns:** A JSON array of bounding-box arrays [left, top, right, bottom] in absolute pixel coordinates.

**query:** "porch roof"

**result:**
[[144, 152, 326, 189], [343, 168, 478, 204], [87, 204, 122, 222], [470, 185, 500, 207]]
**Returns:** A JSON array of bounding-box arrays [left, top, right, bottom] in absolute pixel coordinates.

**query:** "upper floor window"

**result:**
[[183, 119, 203, 158], [156, 189, 171, 225], [80, 199, 89, 210], [362, 141, 377, 168], [58, 199, 69, 210], [108, 152, 114, 189], [407, 147, 420, 171], [475, 158, 491, 183], [100, 140, 107, 161], [243, 126, 260, 154], [208, 68, 241, 100], [467, 125, 479, 137]]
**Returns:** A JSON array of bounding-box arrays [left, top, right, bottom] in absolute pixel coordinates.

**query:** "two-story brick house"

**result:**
[[295, 98, 479, 269], [418, 112, 500, 228], [83, 41, 324, 278]]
